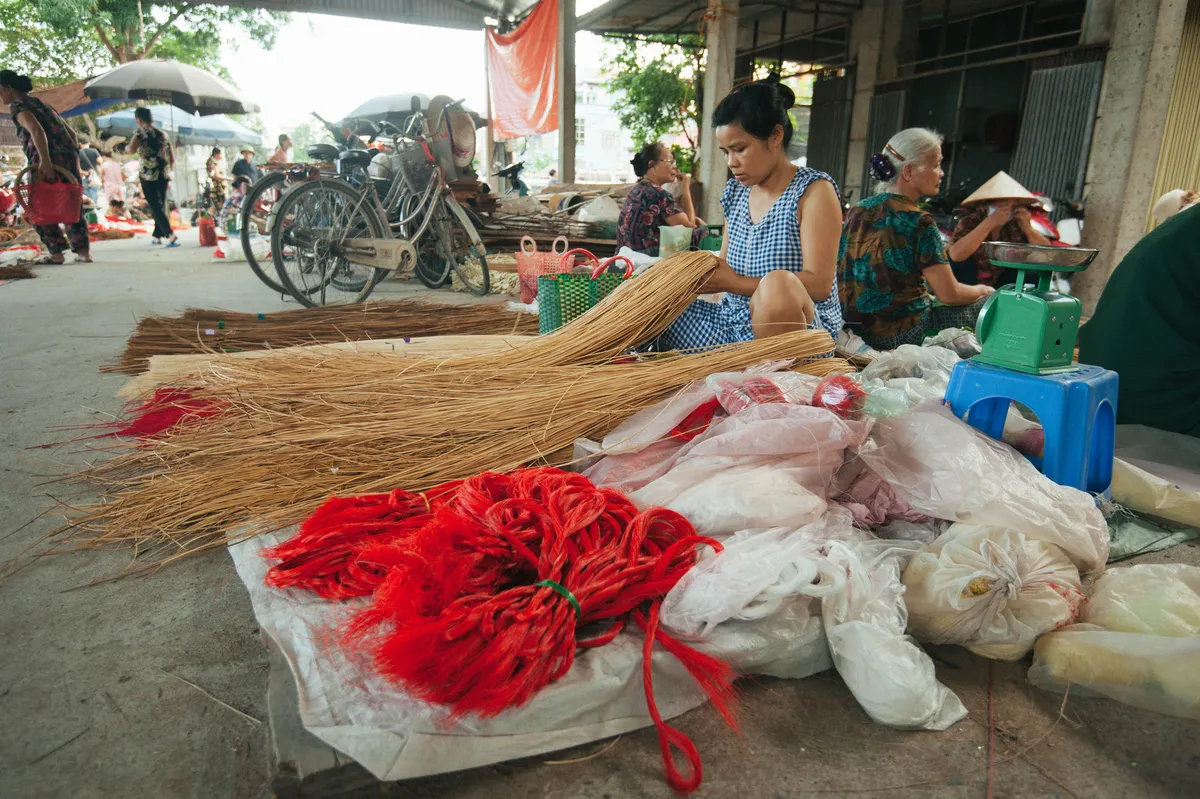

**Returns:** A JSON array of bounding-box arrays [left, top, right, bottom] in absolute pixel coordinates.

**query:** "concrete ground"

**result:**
[[1, 232, 1197, 799]]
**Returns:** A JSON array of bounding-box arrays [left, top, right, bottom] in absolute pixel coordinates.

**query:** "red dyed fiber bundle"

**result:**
[[811, 374, 867, 418], [266, 467, 737, 793]]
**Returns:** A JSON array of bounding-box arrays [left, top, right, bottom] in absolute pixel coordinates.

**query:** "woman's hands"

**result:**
[[986, 204, 1013, 230], [36, 160, 56, 182], [699, 255, 758, 296]]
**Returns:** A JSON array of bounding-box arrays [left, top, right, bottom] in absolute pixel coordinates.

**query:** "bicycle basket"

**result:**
[[514, 236, 578, 304], [537, 252, 635, 335]]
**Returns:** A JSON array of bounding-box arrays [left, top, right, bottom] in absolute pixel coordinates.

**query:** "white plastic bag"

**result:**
[[857, 403, 1109, 573], [902, 524, 1084, 660], [661, 510, 857, 638], [1028, 564, 1200, 720], [822, 540, 968, 730], [660, 509, 860, 679], [629, 404, 868, 535], [1081, 564, 1200, 636], [1028, 627, 1200, 720], [577, 195, 621, 223]]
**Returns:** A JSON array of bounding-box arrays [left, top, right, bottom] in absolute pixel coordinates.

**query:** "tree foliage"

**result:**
[[603, 35, 703, 174], [0, 0, 287, 83], [0, 0, 110, 82]]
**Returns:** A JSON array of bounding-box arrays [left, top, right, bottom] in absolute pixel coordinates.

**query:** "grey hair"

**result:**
[[874, 127, 943, 194]]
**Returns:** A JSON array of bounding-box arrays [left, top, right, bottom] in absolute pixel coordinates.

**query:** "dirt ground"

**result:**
[[1, 232, 1197, 798]]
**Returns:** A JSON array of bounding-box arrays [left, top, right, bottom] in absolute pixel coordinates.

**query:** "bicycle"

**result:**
[[240, 115, 375, 296], [268, 98, 489, 307]]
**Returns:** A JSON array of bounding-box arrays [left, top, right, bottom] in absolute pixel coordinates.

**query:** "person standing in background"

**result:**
[[77, 134, 101, 205], [0, 69, 92, 264], [127, 106, 178, 247], [269, 134, 292, 165], [205, 147, 228, 212], [546, 168, 558, 185], [100, 151, 124, 202], [232, 147, 259, 182]]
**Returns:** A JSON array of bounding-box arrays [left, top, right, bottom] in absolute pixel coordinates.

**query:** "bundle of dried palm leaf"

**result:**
[[103, 299, 539, 375], [48, 252, 851, 574]]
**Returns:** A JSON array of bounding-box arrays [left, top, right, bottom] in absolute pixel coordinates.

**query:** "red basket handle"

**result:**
[[561, 247, 600, 272], [16, 165, 78, 186], [551, 236, 569, 255], [520, 235, 538, 255], [592, 255, 635, 280]]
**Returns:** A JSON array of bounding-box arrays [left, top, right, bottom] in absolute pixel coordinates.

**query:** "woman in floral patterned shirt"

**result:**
[[615, 142, 705, 255], [128, 107, 178, 246], [838, 128, 992, 350], [0, 70, 91, 263]]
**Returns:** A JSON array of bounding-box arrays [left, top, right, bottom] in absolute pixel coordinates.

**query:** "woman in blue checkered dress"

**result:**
[[658, 76, 843, 351]]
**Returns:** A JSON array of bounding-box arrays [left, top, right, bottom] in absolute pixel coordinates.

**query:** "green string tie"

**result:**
[[533, 579, 581, 620]]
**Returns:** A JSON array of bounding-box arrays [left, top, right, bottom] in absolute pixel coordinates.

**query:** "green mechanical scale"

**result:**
[[972, 242, 1099, 375]]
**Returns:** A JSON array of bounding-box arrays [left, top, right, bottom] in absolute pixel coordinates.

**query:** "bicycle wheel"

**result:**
[[433, 198, 489, 296], [241, 171, 288, 294], [270, 179, 388, 307]]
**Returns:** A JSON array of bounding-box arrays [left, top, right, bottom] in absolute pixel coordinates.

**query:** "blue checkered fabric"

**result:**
[[658, 168, 843, 351]]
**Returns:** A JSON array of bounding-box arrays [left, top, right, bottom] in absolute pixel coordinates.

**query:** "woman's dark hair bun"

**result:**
[[630, 142, 664, 178], [763, 72, 796, 110], [712, 73, 795, 147], [0, 70, 34, 93]]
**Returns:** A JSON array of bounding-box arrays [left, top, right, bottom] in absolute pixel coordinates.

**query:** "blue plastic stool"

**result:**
[[944, 360, 1118, 495]]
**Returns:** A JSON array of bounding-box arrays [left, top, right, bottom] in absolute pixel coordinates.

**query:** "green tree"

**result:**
[[0, 0, 110, 82], [1, 0, 287, 83], [603, 35, 704, 175]]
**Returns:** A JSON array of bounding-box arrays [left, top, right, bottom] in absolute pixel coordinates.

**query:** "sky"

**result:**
[[220, 12, 610, 140]]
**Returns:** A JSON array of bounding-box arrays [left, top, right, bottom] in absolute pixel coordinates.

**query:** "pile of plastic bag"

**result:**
[[575, 344, 1128, 731]]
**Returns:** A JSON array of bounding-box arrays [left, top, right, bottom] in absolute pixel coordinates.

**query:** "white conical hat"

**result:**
[[962, 171, 1038, 205]]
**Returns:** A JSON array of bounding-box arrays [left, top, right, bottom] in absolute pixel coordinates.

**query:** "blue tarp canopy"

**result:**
[[95, 104, 263, 146]]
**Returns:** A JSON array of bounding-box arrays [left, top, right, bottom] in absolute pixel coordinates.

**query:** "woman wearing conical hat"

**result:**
[[948, 171, 1052, 287]]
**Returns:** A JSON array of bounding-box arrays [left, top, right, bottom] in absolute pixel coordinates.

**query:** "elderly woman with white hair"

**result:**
[[837, 127, 993, 350]]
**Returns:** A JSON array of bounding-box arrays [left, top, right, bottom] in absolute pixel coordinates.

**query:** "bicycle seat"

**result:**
[[497, 161, 525, 178], [307, 143, 339, 162], [338, 150, 374, 170]]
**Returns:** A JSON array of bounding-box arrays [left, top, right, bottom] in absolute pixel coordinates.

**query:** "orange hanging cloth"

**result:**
[[486, 0, 559, 139]]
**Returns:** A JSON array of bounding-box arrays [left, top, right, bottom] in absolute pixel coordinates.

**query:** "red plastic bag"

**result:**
[[15, 166, 82, 226]]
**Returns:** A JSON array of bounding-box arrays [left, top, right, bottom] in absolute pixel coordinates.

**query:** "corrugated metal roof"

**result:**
[[204, 0, 541, 30]]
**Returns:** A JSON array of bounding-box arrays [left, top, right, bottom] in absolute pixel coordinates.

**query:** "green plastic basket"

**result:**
[[538, 250, 634, 335]]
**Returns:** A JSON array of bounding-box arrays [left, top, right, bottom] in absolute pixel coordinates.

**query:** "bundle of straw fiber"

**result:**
[[0, 264, 36, 280], [50, 252, 851, 574], [103, 299, 539, 375]]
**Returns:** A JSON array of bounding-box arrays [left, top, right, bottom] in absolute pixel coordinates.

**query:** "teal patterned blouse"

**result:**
[[837, 193, 948, 342]]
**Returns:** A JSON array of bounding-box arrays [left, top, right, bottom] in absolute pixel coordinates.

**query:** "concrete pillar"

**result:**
[[1074, 0, 1188, 311], [843, 0, 899, 201], [700, 0, 739, 223], [1080, 0, 1117, 45], [557, 0, 576, 184]]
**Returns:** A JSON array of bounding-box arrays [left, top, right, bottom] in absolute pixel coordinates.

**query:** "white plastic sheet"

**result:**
[[822, 540, 968, 730], [857, 403, 1109, 573], [902, 524, 1084, 660], [230, 531, 716, 781]]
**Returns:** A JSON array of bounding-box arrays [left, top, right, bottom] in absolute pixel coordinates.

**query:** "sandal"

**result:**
[[33, 254, 66, 265], [74, 255, 94, 263], [164, 238, 180, 248]]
